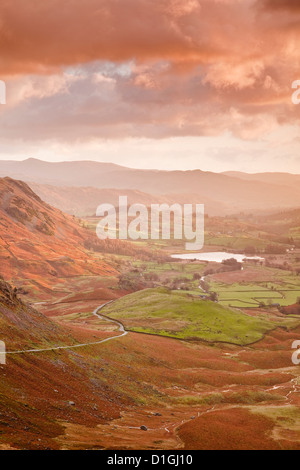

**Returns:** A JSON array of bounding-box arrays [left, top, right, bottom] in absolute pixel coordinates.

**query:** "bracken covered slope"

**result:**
[[0, 279, 129, 450], [0, 177, 117, 289]]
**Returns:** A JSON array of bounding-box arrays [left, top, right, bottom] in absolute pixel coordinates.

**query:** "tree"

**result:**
[[209, 292, 218, 302]]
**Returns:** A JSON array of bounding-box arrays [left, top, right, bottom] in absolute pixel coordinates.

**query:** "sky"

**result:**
[[0, 0, 299, 173]]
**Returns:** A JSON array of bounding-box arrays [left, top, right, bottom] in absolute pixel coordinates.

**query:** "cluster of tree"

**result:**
[[84, 237, 170, 262], [221, 258, 242, 270], [209, 292, 218, 302], [264, 244, 287, 255], [245, 244, 287, 256], [193, 273, 202, 280], [265, 260, 292, 271], [118, 272, 144, 291], [202, 259, 242, 277]]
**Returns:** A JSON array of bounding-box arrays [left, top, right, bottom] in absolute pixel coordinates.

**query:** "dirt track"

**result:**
[[4, 302, 127, 356]]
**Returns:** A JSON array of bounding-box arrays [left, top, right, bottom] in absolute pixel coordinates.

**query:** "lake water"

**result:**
[[171, 251, 264, 263]]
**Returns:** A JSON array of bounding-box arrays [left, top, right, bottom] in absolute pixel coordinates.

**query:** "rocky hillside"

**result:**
[[0, 278, 127, 450], [0, 177, 117, 295], [0, 277, 70, 350]]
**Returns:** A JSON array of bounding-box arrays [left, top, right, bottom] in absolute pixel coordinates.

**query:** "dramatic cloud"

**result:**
[[0, 0, 299, 170], [0, 0, 298, 75], [261, 0, 300, 12]]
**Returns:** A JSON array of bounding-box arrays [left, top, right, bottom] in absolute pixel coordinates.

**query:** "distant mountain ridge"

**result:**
[[223, 171, 300, 189], [0, 159, 300, 215], [0, 158, 129, 187]]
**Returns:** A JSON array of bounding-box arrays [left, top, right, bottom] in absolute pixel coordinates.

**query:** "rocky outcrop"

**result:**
[[0, 278, 22, 308]]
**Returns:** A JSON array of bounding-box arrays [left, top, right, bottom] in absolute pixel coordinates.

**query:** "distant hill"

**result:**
[[28, 183, 227, 216], [223, 171, 300, 190], [0, 159, 300, 214], [0, 158, 128, 187]]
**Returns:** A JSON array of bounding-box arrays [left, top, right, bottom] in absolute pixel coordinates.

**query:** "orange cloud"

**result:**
[[0, 0, 297, 75], [261, 0, 300, 12], [0, 0, 299, 145]]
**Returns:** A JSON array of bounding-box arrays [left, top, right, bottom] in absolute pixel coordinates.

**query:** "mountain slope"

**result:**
[[0, 279, 127, 449], [28, 183, 227, 216], [0, 278, 72, 350], [0, 177, 117, 290]]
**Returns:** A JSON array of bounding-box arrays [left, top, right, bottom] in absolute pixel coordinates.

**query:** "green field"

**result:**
[[205, 235, 271, 250], [209, 269, 300, 308], [101, 287, 299, 345], [131, 259, 300, 308], [133, 260, 206, 275]]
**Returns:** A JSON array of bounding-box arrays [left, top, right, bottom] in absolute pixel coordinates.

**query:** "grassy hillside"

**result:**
[[101, 288, 296, 345]]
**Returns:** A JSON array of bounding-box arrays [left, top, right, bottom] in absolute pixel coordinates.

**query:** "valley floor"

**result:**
[[2, 290, 299, 450], [2, 246, 300, 450]]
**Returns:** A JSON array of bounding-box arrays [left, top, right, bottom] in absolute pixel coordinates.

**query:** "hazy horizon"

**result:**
[[1, 156, 300, 175]]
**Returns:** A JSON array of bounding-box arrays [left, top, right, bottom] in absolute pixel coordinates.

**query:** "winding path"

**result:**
[[4, 301, 127, 357]]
